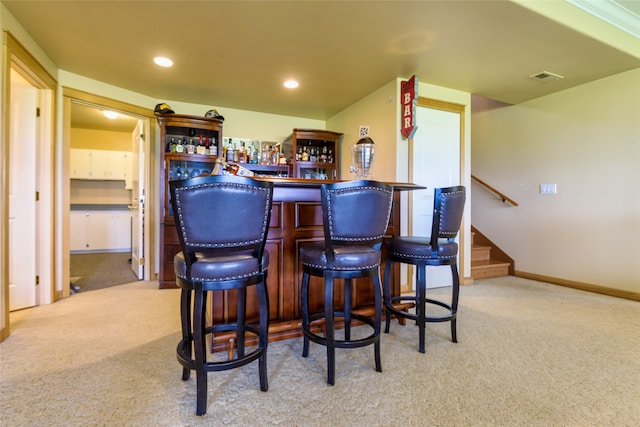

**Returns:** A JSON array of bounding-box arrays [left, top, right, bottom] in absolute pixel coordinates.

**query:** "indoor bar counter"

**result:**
[[164, 176, 424, 352]]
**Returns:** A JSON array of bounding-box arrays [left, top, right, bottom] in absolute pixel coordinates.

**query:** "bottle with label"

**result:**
[[247, 142, 255, 164], [238, 141, 247, 163], [196, 135, 206, 155], [260, 142, 270, 165], [175, 138, 185, 153], [301, 146, 309, 161], [209, 137, 217, 156], [251, 144, 260, 164], [215, 158, 255, 177], [226, 138, 236, 162], [187, 138, 196, 154]]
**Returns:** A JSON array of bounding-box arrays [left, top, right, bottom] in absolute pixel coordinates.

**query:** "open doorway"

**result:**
[[60, 89, 156, 301], [68, 101, 146, 293], [2, 32, 56, 342]]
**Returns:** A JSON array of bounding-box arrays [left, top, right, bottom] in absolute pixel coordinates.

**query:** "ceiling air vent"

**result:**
[[529, 71, 564, 81]]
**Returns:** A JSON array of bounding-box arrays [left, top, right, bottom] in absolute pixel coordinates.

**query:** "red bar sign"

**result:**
[[401, 75, 418, 139]]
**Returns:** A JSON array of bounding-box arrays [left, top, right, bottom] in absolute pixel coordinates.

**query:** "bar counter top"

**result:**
[[253, 176, 425, 192]]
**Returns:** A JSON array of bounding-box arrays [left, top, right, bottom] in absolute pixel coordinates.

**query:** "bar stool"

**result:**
[[383, 186, 466, 353], [170, 174, 273, 416], [299, 180, 394, 385]]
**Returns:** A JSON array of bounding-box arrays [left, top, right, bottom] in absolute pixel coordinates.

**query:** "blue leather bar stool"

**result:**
[[299, 180, 394, 385], [170, 174, 273, 415], [383, 186, 466, 353]]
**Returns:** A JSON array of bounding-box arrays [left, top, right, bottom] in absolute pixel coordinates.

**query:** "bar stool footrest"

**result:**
[[302, 312, 379, 349], [177, 324, 266, 373], [386, 295, 456, 323]]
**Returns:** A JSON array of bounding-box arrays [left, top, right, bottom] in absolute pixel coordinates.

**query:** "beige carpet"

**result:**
[[1, 276, 639, 426]]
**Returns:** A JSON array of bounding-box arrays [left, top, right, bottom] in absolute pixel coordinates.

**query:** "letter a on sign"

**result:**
[[400, 75, 418, 139]]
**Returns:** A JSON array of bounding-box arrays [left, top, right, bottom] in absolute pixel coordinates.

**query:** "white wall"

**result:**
[[165, 101, 324, 143], [471, 68, 640, 294], [328, 80, 398, 182]]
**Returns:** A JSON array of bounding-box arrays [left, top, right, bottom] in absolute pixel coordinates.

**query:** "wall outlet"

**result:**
[[540, 183, 557, 194], [359, 126, 369, 137]]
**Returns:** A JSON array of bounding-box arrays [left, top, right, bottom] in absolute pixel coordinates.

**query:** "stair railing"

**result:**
[[471, 174, 519, 206]]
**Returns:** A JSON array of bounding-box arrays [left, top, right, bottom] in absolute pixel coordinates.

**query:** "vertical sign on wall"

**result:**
[[401, 75, 418, 139]]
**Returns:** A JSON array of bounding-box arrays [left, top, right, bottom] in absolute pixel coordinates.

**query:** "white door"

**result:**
[[411, 105, 461, 289], [9, 71, 37, 311], [130, 120, 144, 279]]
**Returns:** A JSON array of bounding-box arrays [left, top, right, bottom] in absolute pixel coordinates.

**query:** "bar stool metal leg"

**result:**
[[325, 276, 335, 386]]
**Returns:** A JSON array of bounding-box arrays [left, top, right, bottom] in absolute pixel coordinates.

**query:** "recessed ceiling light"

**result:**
[[103, 110, 119, 119], [154, 56, 173, 67], [284, 79, 299, 89]]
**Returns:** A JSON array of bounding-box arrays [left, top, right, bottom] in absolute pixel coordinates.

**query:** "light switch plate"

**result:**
[[540, 183, 557, 194]]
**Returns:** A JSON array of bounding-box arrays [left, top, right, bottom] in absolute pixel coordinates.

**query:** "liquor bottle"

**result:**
[[186, 138, 196, 154], [247, 142, 256, 164], [301, 146, 309, 161], [226, 138, 236, 162], [175, 138, 185, 153], [238, 141, 247, 163], [215, 158, 255, 177], [251, 144, 260, 164], [260, 142, 270, 165], [209, 137, 218, 156], [196, 135, 206, 155]]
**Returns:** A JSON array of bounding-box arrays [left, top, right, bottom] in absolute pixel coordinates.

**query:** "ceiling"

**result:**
[[70, 102, 140, 133], [3, 1, 639, 132]]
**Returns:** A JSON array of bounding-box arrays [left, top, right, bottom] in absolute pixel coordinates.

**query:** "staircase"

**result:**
[[471, 227, 511, 280]]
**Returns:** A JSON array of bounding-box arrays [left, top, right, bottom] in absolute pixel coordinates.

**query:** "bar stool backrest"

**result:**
[[430, 185, 466, 255], [321, 180, 393, 257], [170, 175, 273, 276]]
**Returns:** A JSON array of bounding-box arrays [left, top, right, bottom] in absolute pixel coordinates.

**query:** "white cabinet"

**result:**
[[70, 210, 131, 252], [112, 211, 132, 249], [70, 149, 132, 181], [70, 149, 94, 179]]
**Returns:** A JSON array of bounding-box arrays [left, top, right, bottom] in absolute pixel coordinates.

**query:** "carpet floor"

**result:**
[[1, 276, 638, 426]]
